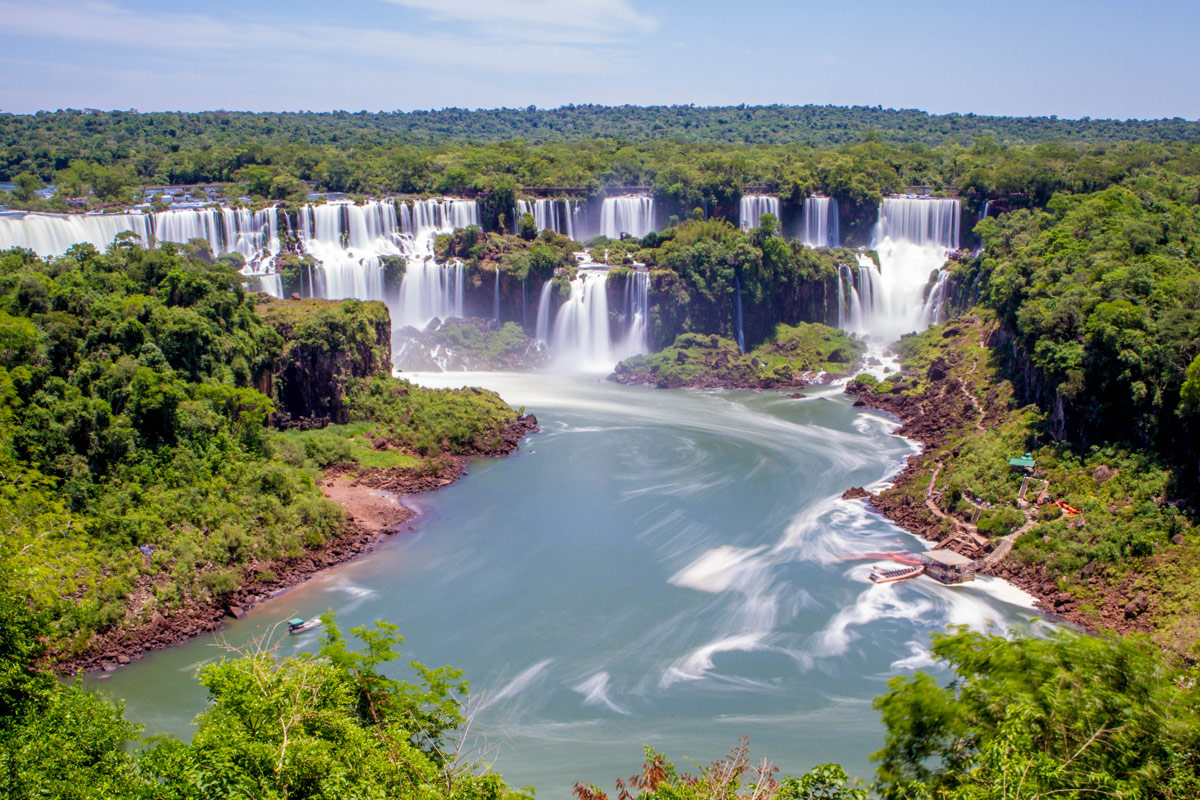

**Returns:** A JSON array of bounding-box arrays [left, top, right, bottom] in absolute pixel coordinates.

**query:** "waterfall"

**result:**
[[516, 198, 575, 239], [734, 274, 746, 352], [535, 280, 554, 343], [979, 200, 991, 221], [0, 198, 483, 331], [299, 197, 478, 329], [846, 197, 959, 341], [739, 196, 780, 232], [550, 271, 612, 370], [396, 260, 463, 328], [873, 197, 959, 250], [837, 264, 864, 334], [257, 273, 284, 298], [800, 197, 840, 248], [493, 269, 501, 323], [922, 271, 950, 326], [600, 196, 654, 239], [0, 206, 280, 271], [836, 268, 845, 331], [614, 271, 650, 360]]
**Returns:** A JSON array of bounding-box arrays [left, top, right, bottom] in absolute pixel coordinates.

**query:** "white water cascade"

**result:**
[[734, 274, 746, 352], [0, 206, 283, 292], [550, 271, 612, 370], [844, 197, 960, 341], [0, 198, 481, 325], [546, 268, 652, 370], [516, 199, 575, 239], [800, 197, 840, 248], [0, 206, 281, 264], [600, 196, 655, 239], [298, 197, 479, 329], [739, 196, 780, 232], [614, 271, 650, 360], [493, 269, 501, 322], [535, 280, 554, 343], [836, 264, 863, 333]]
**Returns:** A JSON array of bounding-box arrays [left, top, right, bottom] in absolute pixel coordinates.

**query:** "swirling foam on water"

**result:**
[[90, 370, 1050, 796]]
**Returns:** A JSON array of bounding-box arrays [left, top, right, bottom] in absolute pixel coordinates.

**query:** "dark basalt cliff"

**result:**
[[256, 296, 392, 427]]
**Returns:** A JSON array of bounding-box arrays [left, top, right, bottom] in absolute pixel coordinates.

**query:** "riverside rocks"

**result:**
[[842, 317, 1160, 642]]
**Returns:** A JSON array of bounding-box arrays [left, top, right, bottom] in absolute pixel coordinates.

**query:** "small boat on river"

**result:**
[[869, 563, 924, 584], [287, 616, 322, 634]]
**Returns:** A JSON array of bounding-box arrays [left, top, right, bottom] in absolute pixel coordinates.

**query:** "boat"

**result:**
[[869, 563, 924, 584], [287, 616, 322, 634]]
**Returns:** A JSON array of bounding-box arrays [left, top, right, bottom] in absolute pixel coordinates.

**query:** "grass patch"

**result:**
[[276, 422, 420, 470]]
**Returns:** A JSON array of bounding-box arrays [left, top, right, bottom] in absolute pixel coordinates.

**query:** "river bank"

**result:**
[[841, 316, 1160, 643], [57, 414, 538, 675]]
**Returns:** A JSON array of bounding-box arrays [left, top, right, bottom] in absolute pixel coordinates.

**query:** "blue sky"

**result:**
[[0, 0, 1195, 119]]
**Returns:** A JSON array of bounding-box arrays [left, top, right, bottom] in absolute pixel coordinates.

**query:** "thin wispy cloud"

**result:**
[[0, 1, 644, 75], [379, 0, 659, 40]]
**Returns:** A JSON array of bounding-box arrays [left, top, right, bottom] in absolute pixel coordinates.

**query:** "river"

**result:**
[[86, 371, 1046, 795]]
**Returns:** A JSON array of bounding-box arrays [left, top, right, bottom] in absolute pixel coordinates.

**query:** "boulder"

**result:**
[[1124, 592, 1150, 619]]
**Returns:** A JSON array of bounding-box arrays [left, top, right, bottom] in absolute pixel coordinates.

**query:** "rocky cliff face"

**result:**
[[256, 297, 392, 427]]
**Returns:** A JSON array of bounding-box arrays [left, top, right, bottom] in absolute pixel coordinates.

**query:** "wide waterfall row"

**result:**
[[0, 198, 483, 329], [0, 207, 281, 267], [837, 197, 961, 341], [739, 196, 780, 231], [515, 198, 576, 239], [600, 196, 655, 239], [799, 197, 840, 248]]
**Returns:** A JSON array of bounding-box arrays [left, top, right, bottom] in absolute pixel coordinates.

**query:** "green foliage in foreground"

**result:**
[[612, 323, 864, 389], [873, 629, 1200, 800], [0, 606, 529, 800]]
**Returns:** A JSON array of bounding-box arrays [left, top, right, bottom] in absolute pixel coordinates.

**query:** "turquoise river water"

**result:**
[[86, 372, 1047, 795]]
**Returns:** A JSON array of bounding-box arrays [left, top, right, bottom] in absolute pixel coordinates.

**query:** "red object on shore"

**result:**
[[1054, 499, 1081, 515]]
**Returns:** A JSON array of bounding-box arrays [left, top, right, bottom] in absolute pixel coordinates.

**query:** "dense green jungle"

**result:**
[[1, 105, 1200, 799]]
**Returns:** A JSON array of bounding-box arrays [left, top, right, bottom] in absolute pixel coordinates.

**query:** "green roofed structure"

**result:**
[[1008, 452, 1036, 471]]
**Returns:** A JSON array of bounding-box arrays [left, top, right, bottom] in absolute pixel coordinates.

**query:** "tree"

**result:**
[[872, 629, 1200, 800], [12, 172, 39, 203], [518, 212, 538, 241]]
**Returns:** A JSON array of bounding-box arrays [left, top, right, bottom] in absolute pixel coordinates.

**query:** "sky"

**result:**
[[0, 0, 1196, 120]]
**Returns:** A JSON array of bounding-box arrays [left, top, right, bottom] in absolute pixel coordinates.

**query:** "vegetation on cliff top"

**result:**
[[0, 238, 521, 659], [611, 323, 864, 390]]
